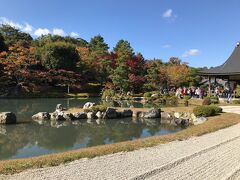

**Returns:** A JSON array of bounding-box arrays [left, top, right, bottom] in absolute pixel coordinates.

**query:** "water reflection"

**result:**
[[0, 119, 181, 160]]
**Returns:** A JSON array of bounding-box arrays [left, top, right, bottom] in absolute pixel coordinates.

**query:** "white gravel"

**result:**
[[2, 106, 240, 180]]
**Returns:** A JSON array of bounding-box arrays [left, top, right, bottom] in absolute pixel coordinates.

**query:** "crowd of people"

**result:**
[[174, 86, 234, 102], [175, 87, 205, 99]]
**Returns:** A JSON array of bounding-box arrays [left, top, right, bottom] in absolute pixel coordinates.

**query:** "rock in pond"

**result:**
[[83, 102, 95, 110], [104, 107, 117, 119], [72, 112, 87, 120], [63, 112, 74, 121], [144, 108, 161, 119], [52, 111, 66, 121], [32, 112, 50, 121], [0, 112, 17, 124], [96, 111, 104, 119], [87, 112, 97, 119], [56, 104, 64, 112]]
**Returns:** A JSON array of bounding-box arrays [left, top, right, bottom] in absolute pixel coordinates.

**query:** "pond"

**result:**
[[0, 98, 182, 160]]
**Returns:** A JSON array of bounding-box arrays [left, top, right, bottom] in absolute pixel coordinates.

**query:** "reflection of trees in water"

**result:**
[[0, 124, 35, 159], [0, 119, 181, 160], [76, 119, 157, 147], [36, 123, 78, 150]]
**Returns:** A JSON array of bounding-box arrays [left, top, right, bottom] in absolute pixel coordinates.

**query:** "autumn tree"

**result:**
[[163, 57, 190, 87], [0, 44, 37, 85], [127, 53, 145, 92]]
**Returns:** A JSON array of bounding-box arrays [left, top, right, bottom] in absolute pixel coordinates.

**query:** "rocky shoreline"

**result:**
[[0, 102, 208, 126], [30, 102, 207, 127]]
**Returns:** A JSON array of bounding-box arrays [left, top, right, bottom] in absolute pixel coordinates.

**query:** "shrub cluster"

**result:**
[[143, 92, 178, 106], [193, 105, 222, 117], [101, 89, 116, 99]]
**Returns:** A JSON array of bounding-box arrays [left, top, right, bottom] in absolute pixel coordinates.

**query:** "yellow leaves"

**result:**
[[160, 63, 190, 86], [76, 47, 90, 61]]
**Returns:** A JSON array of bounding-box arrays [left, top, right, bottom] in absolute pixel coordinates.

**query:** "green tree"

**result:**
[[110, 63, 129, 92], [88, 35, 112, 84], [113, 40, 134, 62], [110, 40, 135, 92], [89, 35, 109, 54], [35, 34, 88, 48], [38, 42, 79, 70], [187, 67, 202, 86], [0, 24, 32, 46], [144, 59, 164, 91]]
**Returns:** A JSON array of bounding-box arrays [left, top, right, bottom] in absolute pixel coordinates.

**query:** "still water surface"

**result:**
[[0, 98, 182, 160]]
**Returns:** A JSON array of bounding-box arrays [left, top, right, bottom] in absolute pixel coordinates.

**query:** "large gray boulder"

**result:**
[[72, 112, 87, 120], [0, 112, 16, 124], [104, 107, 117, 119], [32, 112, 50, 121], [144, 108, 161, 119]]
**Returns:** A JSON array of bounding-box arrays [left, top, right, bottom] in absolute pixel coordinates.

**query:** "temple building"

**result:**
[[200, 42, 240, 94]]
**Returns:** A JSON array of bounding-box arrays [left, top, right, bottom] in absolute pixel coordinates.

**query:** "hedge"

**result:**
[[193, 105, 222, 117]]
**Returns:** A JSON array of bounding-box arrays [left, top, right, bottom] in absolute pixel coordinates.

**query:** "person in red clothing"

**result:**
[[182, 87, 187, 96]]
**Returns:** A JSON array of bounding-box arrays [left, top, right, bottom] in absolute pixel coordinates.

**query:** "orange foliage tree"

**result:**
[[0, 44, 38, 84]]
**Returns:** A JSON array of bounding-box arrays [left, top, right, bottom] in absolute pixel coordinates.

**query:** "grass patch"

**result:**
[[0, 112, 240, 175]]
